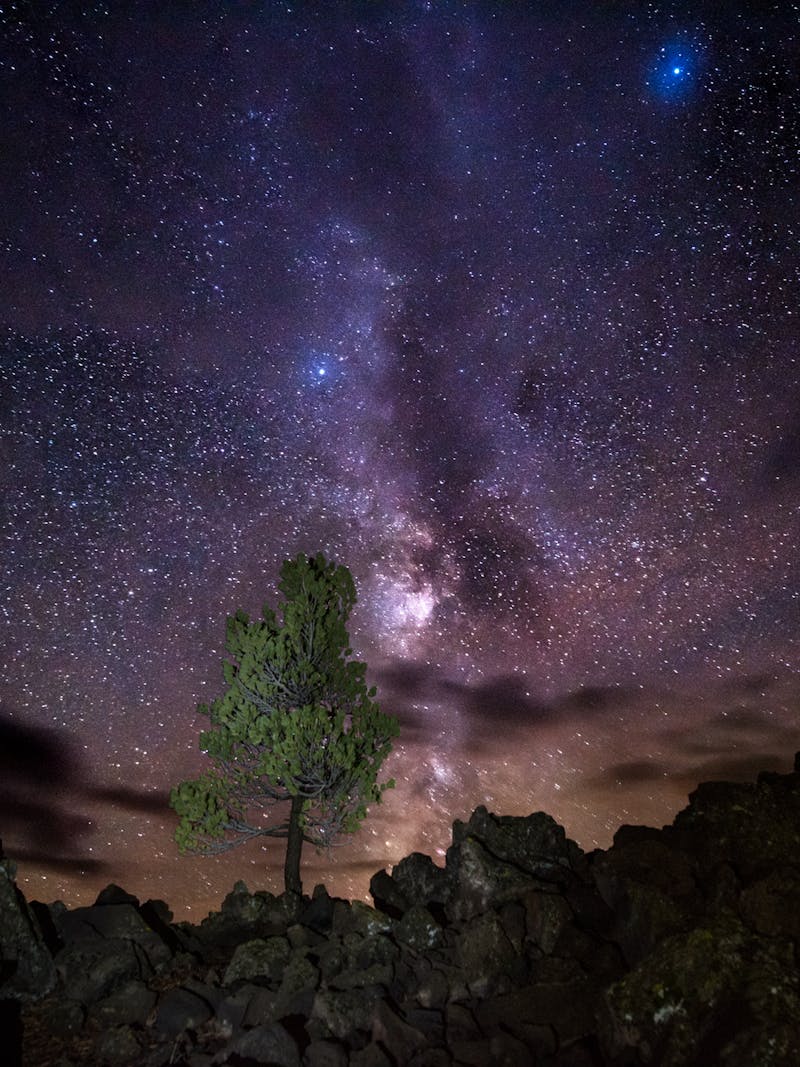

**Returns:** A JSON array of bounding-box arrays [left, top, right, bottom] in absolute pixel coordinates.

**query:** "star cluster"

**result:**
[[1, 2, 798, 916]]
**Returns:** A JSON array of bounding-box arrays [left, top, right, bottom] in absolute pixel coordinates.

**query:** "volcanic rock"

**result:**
[[7, 755, 800, 1065], [0, 848, 57, 1002]]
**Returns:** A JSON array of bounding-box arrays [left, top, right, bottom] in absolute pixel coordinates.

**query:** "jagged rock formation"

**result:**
[[3, 757, 800, 1066], [0, 840, 57, 1004]]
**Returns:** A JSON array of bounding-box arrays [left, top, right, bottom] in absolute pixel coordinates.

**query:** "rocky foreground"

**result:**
[[4, 757, 800, 1067]]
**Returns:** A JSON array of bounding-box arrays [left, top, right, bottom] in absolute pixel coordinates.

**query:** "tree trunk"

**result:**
[[284, 793, 304, 895]]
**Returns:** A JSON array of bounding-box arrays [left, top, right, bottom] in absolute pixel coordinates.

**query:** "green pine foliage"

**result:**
[[170, 554, 399, 874]]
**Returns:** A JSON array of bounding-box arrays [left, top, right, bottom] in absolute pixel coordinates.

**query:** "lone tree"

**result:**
[[170, 553, 398, 894]]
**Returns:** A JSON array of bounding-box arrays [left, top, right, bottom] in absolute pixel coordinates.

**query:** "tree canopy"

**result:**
[[170, 553, 399, 893]]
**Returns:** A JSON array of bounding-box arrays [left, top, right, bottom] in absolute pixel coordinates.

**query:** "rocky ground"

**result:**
[[3, 755, 800, 1066]]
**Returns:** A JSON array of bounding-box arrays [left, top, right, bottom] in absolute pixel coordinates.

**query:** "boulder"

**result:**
[[197, 882, 303, 948], [300, 884, 339, 934], [93, 1022, 142, 1065], [403, 1006, 445, 1045], [488, 1031, 536, 1066], [477, 994, 559, 1058], [153, 985, 214, 1037], [739, 869, 800, 940], [328, 957, 393, 992], [216, 984, 255, 1032], [391, 853, 452, 909], [668, 771, 800, 886], [599, 912, 800, 1065], [303, 1039, 349, 1067], [369, 868, 409, 917], [309, 985, 384, 1041], [449, 806, 588, 883], [371, 852, 451, 919], [591, 831, 700, 965], [593, 874, 688, 968], [349, 1044, 393, 1067], [407, 1050, 452, 1067], [371, 999, 427, 1062], [453, 911, 519, 998], [0, 852, 57, 1001], [348, 930, 398, 970], [446, 836, 546, 922], [444, 1000, 481, 1043], [412, 960, 451, 1010], [43, 995, 85, 1037], [240, 984, 278, 1027], [475, 977, 597, 1047], [50, 896, 173, 972], [520, 886, 573, 954], [94, 883, 140, 906], [88, 977, 157, 1027], [226, 1020, 300, 1067], [222, 934, 291, 986], [444, 807, 590, 923], [396, 904, 445, 953], [331, 898, 393, 940], [10, 756, 800, 1066], [274, 951, 320, 1017], [55, 937, 149, 1005], [447, 1036, 493, 1065]]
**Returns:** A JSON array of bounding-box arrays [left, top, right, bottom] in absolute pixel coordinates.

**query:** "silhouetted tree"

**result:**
[[170, 553, 398, 894]]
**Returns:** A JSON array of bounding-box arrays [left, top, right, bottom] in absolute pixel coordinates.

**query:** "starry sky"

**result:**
[[2, 1, 799, 919]]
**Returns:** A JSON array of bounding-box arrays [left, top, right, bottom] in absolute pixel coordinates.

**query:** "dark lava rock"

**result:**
[[226, 1020, 300, 1066], [55, 937, 150, 1005], [739, 868, 800, 939], [196, 880, 304, 949], [93, 1023, 142, 1065], [153, 985, 214, 1037], [0, 853, 57, 1002], [446, 806, 590, 921], [599, 912, 800, 1066], [591, 835, 697, 965], [94, 884, 141, 907], [451, 805, 588, 882], [395, 903, 445, 952], [303, 1038, 349, 1067], [371, 852, 452, 920], [222, 933, 291, 985], [8, 755, 800, 1066], [372, 999, 427, 1062], [88, 977, 157, 1027], [668, 769, 800, 886]]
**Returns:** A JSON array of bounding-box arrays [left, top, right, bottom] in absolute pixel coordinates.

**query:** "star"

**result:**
[[1, 3, 797, 918], [648, 39, 704, 101]]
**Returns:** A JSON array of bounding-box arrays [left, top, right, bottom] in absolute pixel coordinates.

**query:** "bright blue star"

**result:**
[[303, 351, 340, 388], [647, 39, 704, 103]]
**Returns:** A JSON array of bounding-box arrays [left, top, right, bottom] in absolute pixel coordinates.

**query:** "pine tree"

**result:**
[[170, 553, 398, 894]]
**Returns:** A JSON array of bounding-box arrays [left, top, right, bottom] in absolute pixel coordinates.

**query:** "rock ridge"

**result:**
[[3, 755, 800, 1066]]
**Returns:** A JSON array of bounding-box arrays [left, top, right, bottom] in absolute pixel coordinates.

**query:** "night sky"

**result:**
[[2, 2, 799, 919]]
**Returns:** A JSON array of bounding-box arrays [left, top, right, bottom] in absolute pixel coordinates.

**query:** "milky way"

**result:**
[[1, 2, 799, 917]]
